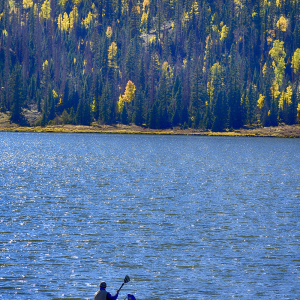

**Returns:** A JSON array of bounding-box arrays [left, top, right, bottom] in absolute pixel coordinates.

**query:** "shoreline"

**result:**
[[1, 124, 300, 138]]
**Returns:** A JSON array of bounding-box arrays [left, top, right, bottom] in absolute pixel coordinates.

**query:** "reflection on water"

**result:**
[[0, 133, 299, 299]]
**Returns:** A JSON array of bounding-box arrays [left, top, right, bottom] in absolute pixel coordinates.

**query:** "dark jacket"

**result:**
[[94, 287, 118, 300]]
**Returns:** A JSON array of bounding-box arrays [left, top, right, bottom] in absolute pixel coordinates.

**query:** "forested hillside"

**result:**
[[1, 0, 300, 130]]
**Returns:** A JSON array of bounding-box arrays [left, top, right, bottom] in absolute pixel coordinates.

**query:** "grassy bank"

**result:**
[[1, 110, 300, 137], [1, 123, 300, 138]]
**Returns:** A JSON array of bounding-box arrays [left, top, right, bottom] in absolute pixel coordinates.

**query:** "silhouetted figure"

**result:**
[[94, 281, 119, 300]]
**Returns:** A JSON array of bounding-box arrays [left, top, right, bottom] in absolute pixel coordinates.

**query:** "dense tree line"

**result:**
[[1, 0, 300, 130]]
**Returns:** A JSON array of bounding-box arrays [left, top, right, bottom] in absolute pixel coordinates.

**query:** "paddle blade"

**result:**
[[127, 294, 136, 300], [124, 275, 130, 283]]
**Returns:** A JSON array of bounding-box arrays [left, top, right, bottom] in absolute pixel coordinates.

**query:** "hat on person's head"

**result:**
[[100, 281, 107, 288]]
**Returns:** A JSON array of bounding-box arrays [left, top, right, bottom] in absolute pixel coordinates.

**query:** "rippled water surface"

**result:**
[[0, 132, 300, 299]]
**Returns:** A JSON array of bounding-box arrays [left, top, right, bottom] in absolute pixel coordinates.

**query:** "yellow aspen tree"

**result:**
[[9, 0, 16, 13], [83, 12, 93, 29], [297, 103, 300, 119], [191, 1, 199, 15], [291, 49, 300, 73], [271, 83, 281, 100], [262, 62, 267, 76], [122, 80, 136, 102], [108, 42, 117, 68], [276, 16, 287, 32], [143, 0, 149, 11], [40, 0, 51, 20], [23, 0, 33, 9], [72, 0, 82, 5], [269, 40, 286, 86], [33, 4, 38, 16], [274, 57, 285, 85], [208, 62, 221, 102], [257, 94, 265, 109], [117, 95, 124, 113], [69, 7, 79, 32], [220, 25, 229, 42], [90, 98, 96, 113], [162, 62, 173, 79], [152, 53, 160, 72], [57, 14, 63, 30], [106, 26, 113, 38], [52, 90, 59, 98], [62, 12, 70, 32], [278, 85, 293, 109], [141, 11, 148, 27], [58, 0, 68, 9]]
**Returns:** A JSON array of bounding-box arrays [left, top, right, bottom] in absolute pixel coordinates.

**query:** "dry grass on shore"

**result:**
[[1, 111, 300, 137], [1, 122, 300, 138]]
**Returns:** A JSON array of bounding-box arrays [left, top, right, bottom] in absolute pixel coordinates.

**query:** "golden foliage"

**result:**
[[108, 42, 118, 68], [269, 40, 286, 85], [151, 53, 160, 71], [2, 29, 8, 37], [220, 25, 229, 42], [117, 95, 124, 113], [162, 62, 173, 79], [57, 14, 63, 30], [257, 94, 265, 109], [123, 81, 136, 102], [9, 0, 16, 13], [106, 26, 113, 38], [58, 0, 68, 8], [42, 60, 49, 71], [211, 62, 221, 77], [63, 12, 70, 31], [82, 12, 93, 29], [69, 6, 79, 31], [134, 6, 141, 14], [276, 16, 287, 32], [271, 82, 281, 99], [191, 1, 199, 15], [262, 63, 267, 76], [72, 0, 82, 5], [40, 0, 51, 20], [23, 0, 33, 9], [34, 4, 38, 16], [56, 98, 63, 107], [90, 98, 96, 112], [274, 57, 285, 86], [141, 11, 148, 26], [58, 12, 70, 32], [207, 62, 222, 100], [53, 90, 58, 98], [297, 103, 300, 118], [291, 48, 300, 73], [269, 40, 286, 61], [278, 85, 293, 109], [143, 0, 150, 11], [108, 42, 117, 59]]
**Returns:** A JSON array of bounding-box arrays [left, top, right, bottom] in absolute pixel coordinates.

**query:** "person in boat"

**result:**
[[94, 281, 119, 300]]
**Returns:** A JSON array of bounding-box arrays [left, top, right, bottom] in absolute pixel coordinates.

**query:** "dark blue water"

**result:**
[[0, 132, 299, 299]]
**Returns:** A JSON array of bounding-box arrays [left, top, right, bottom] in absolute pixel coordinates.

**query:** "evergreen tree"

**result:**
[[8, 67, 25, 124]]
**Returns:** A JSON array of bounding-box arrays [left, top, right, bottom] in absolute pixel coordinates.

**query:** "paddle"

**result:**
[[118, 275, 130, 293]]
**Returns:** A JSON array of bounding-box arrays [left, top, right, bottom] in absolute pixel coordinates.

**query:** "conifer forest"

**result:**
[[1, 0, 300, 130]]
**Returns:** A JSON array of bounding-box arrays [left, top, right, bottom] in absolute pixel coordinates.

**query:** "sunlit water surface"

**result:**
[[0, 132, 299, 299]]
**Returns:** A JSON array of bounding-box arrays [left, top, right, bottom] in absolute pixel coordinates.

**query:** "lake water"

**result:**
[[0, 132, 299, 299]]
